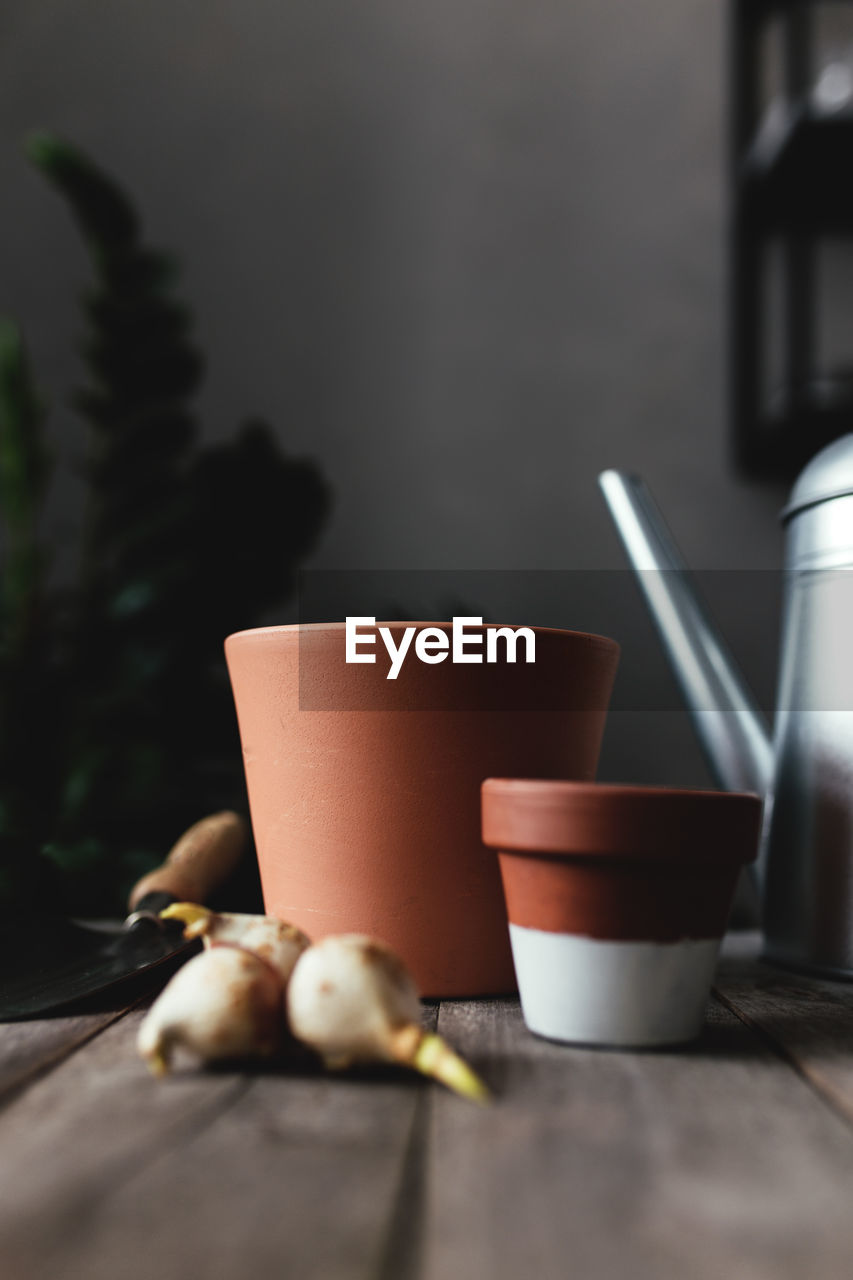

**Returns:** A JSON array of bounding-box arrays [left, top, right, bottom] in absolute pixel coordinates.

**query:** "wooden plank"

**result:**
[[0, 1003, 438, 1280], [0, 950, 190, 1103], [0, 1006, 248, 1280], [7, 958, 853, 1280], [0, 1007, 132, 1102], [416, 995, 853, 1280], [47, 1062, 425, 1280], [715, 932, 853, 1127]]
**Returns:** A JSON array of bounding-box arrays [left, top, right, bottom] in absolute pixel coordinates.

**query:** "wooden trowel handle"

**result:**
[[127, 811, 250, 911]]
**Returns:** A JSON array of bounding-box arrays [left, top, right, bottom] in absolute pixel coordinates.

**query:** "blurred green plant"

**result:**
[[0, 134, 329, 914]]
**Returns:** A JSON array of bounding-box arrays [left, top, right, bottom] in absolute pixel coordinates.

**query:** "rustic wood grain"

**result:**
[[3, 954, 853, 1280], [0, 1005, 249, 1280], [413, 995, 853, 1280], [0, 1002, 439, 1280], [0, 1006, 135, 1103], [715, 932, 853, 1128]]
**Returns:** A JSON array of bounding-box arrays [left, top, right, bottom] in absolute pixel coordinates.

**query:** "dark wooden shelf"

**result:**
[[737, 404, 853, 477], [730, 0, 853, 477], [739, 108, 853, 234]]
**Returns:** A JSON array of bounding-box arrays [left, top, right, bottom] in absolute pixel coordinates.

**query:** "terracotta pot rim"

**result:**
[[482, 778, 762, 864], [496, 846, 750, 869], [484, 778, 762, 803], [225, 621, 620, 653]]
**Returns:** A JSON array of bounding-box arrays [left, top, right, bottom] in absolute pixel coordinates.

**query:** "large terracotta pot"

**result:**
[[225, 621, 619, 996]]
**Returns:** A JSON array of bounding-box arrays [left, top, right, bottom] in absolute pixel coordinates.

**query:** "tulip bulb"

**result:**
[[287, 935, 490, 1103], [137, 945, 283, 1076]]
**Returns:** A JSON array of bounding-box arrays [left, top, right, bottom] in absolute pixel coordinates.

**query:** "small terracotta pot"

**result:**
[[482, 779, 762, 1046], [225, 622, 619, 996]]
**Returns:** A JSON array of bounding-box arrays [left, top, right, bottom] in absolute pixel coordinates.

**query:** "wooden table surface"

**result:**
[[2, 932, 853, 1280]]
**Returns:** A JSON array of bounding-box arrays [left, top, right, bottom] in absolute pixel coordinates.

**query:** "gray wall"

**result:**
[[0, 0, 790, 784]]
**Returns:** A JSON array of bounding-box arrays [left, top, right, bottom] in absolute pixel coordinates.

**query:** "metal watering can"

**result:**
[[600, 435, 853, 979]]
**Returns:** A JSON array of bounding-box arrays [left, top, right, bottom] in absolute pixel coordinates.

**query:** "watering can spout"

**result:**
[[598, 470, 774, 800]]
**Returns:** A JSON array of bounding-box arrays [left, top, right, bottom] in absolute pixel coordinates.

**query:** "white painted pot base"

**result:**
[[509, 925, 722, 1048]]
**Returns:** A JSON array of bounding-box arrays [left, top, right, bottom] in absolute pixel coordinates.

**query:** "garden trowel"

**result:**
[[0, 811, 248, 1020]]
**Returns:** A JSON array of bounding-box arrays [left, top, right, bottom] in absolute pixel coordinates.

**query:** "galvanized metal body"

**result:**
[[763, 485, 853, 977], [600, 436, 853, 980]]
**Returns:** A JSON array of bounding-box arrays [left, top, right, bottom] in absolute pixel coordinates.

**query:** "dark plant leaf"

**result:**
[[0, 133, 332, 912]]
